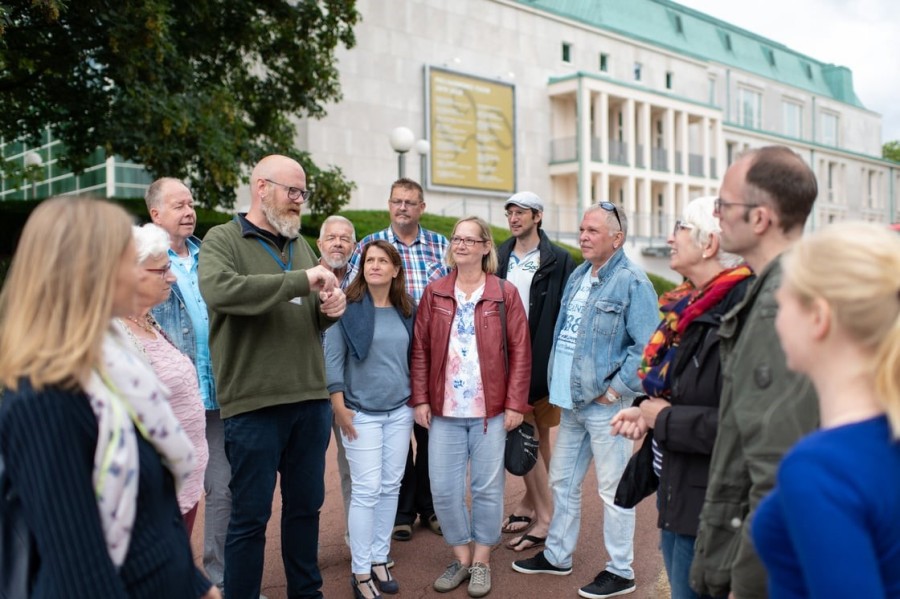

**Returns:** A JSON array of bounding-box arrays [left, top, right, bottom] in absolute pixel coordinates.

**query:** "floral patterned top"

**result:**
[[442, 283, 486, 418]]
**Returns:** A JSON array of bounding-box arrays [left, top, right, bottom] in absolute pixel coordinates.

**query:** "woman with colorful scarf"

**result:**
[[611, 196, 753, 599]]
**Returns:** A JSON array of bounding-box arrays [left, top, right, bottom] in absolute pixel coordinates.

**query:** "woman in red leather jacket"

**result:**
[[410, 216, 531, 598]]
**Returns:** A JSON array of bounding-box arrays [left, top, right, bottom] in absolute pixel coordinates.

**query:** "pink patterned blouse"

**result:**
[[140, 333, 209, 515]]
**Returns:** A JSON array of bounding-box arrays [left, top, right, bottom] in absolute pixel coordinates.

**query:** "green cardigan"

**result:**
[[199, 216, 338, 418]]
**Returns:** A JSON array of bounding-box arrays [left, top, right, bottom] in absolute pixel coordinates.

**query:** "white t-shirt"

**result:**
[[506, 247, 540, 320]]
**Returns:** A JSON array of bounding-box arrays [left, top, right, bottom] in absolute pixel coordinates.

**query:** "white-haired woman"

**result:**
[[751, 222, 900, 597], [0, 197, 217, 598], [117, 223, 209, 535], [611, 196, 752, 599]]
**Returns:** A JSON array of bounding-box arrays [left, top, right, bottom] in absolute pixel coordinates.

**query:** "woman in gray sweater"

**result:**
[[325, 240, 415, 599]]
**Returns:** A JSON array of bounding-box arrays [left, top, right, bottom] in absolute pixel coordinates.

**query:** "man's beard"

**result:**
[[321, 253, 349, 270], [261, 196, 301, 238]]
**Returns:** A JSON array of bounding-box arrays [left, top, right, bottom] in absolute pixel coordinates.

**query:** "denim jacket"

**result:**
[[151, 240, 218, 410], [547, 250, 658, 405]]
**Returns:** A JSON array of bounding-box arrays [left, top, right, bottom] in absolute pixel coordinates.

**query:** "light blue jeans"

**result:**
[[343, 406, 414, 574], [202, 409, 230, 590], [545, 400, 635, 579], [428, 414, 506, 547]]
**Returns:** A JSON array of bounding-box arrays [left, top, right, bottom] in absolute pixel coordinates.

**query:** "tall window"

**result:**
[[782, 101, 803, 139], [738, 88, 762, 129], [562, 42, 572, 63], [666, 71, 673, 89], [821, 112, 839, 147], [599, 53, 608, 72], [634, 62, 642, 81]]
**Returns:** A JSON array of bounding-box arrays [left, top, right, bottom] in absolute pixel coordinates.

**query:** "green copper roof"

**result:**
[[513, 0, 865, 108]]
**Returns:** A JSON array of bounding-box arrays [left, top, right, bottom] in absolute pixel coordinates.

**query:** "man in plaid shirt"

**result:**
[[345, 178, 447, 301], [345, 177, 449, 541]]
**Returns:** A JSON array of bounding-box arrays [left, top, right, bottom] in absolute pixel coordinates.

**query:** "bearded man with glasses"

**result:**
[[199, 154, 346, 599]]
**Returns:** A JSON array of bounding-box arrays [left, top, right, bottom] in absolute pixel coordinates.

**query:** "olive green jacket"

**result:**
[[199, 215, 338, 419], [690, 255, 819, 599]]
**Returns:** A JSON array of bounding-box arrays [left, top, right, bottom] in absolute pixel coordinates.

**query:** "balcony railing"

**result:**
[[688, 153, 704, 177], [609, 139, 628, 165], [651, 148, 668, 171], [675, 151, 683, 174], [591, 137, 602, 162], [550, 137, 576, 163]]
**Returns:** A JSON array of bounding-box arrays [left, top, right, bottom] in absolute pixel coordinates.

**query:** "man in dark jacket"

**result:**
[[690, 146, 819, 599], [496, 192, 575, 551]]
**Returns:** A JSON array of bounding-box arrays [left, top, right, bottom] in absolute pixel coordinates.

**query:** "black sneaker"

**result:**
[[577, 570, 636, 598], [511, 550, 573, 576]]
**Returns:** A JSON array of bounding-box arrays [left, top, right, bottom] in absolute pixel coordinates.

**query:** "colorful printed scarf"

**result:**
[[638, 266, 752, 398]]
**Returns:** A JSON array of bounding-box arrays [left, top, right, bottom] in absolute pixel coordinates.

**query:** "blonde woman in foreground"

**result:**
[[0, 197, 218, 599], [751, 222, 900, 598]]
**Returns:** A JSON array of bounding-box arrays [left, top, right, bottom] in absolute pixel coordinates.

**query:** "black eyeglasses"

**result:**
[[145, 262, 172, 279], [450, 236, 486, 247], [598, 202, 622, 230], [264, 178, 311, 202], [714, 197, 759, 213]]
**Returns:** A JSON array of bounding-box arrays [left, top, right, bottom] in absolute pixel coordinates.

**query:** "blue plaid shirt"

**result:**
[[346, 226, 449, 303]]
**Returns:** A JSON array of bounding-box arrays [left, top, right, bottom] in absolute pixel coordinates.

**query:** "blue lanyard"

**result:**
[[256, 238, 293, 271]]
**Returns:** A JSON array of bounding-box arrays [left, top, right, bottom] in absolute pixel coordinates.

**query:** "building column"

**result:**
[[577, 80, 592, 210], [640, 102, 651, 170], [679, 111, 689, 176], [714, 117, 725, 181], [599, 91, 609, 164], [665, 108, 675, 172], [625, 98, 636, 167], [701, 116, 710, 179]]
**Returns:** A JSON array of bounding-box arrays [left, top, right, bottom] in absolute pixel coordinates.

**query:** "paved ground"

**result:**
[[191, 429, 669, 599]]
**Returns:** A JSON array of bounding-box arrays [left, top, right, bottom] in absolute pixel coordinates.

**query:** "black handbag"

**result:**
[[505, 421, 539, 476], [614, 429, 659, 508]]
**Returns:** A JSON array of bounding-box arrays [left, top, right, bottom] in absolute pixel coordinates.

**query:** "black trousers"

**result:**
[[394, 423, 435, 525]]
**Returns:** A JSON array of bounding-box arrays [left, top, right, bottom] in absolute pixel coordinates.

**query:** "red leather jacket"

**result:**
[[410, 271, 532, 418]]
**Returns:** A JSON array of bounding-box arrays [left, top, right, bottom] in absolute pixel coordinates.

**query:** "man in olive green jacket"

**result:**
[[199, 154, 345, 599], [690, 146, 818, 599]]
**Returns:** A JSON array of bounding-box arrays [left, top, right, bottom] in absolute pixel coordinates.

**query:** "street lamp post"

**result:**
[[389, 126, 415, 179], [23, 151, 44, 200], [414, 139, 430, 188]]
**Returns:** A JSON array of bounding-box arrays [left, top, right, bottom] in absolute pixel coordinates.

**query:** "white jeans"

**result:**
[[343, 406, 414, 574]]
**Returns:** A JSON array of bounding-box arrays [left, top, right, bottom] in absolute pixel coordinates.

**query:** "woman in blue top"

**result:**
[[751, 222, 900, 598], [325, 240, 415, 599]]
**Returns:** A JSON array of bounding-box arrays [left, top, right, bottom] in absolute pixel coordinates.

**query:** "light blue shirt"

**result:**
[[549, 269, 594, 409], [169, 238, 215, 409]]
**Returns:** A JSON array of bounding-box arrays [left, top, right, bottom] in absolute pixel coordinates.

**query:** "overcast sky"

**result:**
[[676, 0, 900, 147]]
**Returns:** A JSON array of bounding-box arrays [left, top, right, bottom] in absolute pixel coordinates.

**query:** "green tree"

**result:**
[[884, 141, 900, 163], [0, 0, 359, 209]]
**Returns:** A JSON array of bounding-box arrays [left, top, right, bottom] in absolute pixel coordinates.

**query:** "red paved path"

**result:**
[[192, 430, 667, 598]]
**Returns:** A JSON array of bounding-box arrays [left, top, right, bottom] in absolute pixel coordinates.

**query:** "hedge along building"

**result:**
[[293, 0, 899, 279], [4, 0, 897, 278]]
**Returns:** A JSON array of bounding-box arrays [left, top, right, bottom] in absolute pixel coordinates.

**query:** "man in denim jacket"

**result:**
[[513, 203, 657, 599], [146, 178, 229, 593]]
